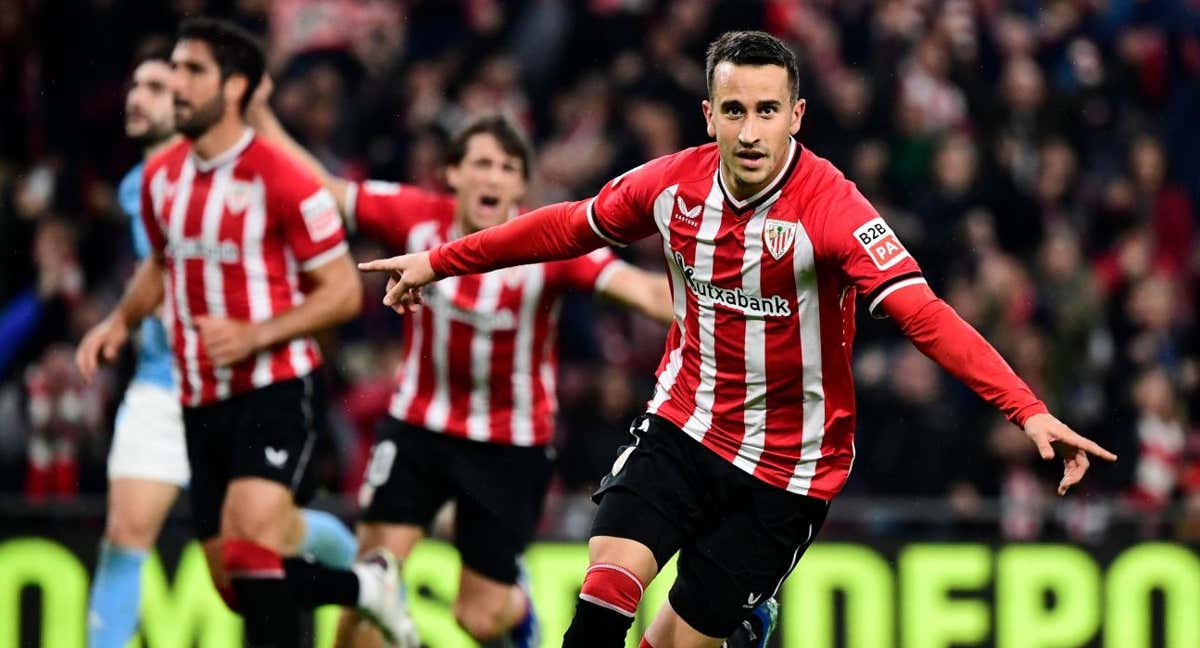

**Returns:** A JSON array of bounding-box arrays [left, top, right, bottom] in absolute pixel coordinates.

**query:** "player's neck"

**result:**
[[191, 113, 249, 162], [143, 135, 181, 160]]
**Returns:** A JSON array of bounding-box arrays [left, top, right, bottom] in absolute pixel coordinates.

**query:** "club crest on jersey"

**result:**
[[224, 181, 253, 214], [853, 217, 909, 270], [763, 218, 796, 260]]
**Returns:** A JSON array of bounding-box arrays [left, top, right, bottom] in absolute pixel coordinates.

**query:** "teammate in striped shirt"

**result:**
[[78, 47, 361, 648], [360, 31, 1118, 647], [75, 18, 411, 647], [250, 96, 674, 646]]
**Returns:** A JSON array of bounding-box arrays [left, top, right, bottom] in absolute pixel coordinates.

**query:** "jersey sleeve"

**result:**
[[345, 180, 435, 251], [139, 166, 167, 254], [587, 158, 672, 247], [272, 156, 349, 271], [556, 247, 622, 293], [820, 182, 925, 317]]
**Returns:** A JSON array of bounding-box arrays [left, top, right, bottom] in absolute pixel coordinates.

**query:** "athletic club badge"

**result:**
[[763, 218, 797, 260]]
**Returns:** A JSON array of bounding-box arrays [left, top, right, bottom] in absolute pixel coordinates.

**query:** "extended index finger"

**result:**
[[358, 257, 404, 273], [1061, 430, 1118, 462]]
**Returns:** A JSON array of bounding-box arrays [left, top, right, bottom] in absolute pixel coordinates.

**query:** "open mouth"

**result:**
[[479, 195, 500, 207]]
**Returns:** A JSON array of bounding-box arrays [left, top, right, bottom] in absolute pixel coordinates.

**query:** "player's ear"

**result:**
[[702, 99, 716, 138], [224, 74, 248, 111], [445, 163, 462, 192], [790, 98, 806, 136]]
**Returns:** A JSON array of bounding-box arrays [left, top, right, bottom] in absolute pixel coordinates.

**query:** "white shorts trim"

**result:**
[[108, 381, 190, 485]]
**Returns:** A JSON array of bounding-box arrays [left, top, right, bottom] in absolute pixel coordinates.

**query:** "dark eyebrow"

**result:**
[[757, 100, 782, 110], [719, 100, 745, 112]]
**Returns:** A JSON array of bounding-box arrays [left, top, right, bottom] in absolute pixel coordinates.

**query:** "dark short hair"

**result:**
[[176, 17, 265, 113], [132, 41, 174, 69], [705, 31, 800, 101], [447, 115, 533, 180]]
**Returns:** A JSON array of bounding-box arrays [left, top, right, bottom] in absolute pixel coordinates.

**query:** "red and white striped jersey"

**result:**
[[140, 129, 349, 407], [587, 140, 926, 500], [348, 181, 620, 446]]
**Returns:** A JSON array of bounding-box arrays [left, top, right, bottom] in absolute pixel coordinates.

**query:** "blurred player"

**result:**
[[250, 94, 675, 646], [360, 30, 1118, 647], [82, 43, 364, 648], [76, 18, 411, 647]]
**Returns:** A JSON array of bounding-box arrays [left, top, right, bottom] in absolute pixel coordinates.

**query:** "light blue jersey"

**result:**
[[118, 163, 174, 388]]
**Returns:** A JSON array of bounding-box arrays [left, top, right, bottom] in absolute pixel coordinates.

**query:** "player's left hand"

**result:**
[[195, 316, 261, 367], [1022, 412, 1117, 495]]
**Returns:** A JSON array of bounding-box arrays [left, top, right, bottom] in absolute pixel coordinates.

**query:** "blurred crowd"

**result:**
[[1, 0, 1198, 543]]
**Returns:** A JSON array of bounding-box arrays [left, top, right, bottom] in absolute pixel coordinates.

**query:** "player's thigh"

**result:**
[[223, 375, 326, 544], [358, 417, 454, 536], [104, 477, 180, 549], [220, 477, 296, 550], [451, 440, 553, 585], [645, 598, 725, 648], [669, 489, 828, 638]]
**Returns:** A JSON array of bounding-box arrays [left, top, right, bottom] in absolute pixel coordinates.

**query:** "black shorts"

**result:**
[[359, 416, 554, 584], [182, 373, 325, 540], [591, 414, 829, 638]]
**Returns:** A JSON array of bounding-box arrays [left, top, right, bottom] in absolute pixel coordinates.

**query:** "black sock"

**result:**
[[232, 575, 300, 648], [562, 597, 637, 647], [284, 556, 360, 608]]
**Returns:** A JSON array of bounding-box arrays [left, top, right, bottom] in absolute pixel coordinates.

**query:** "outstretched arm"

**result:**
[[359, 199, 607, 312], [597, 264, 675, 325], [879, 282, 1116, 495], [247, 78, 352, 215]]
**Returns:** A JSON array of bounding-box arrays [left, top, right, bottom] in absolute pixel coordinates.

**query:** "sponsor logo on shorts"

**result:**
[[265, 446, 289, 468]]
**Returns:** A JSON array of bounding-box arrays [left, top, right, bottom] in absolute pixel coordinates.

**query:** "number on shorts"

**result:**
[[365, 440, 397, 487]]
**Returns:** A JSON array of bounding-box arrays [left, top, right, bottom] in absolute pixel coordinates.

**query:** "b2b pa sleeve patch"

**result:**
[[853, 217, 910, 270]]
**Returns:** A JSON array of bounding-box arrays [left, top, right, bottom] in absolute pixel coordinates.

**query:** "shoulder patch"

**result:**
[[300, 189, 341, 241], [853, 217, 909, 270]]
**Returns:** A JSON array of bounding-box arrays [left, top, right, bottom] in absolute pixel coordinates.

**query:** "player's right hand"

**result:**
[[358, 251, 436, 314], [76, 314, 129, 383]]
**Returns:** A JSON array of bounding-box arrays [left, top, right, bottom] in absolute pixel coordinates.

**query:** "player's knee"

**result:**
[[579, 562, 646, 618], [105, 511, 158, 550], [452, 595, 508, 641]]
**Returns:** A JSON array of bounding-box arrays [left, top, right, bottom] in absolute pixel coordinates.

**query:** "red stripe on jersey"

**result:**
[[487, 280, 521, 445], [446, 275, 482, 431], [705, 211, 749, 463]]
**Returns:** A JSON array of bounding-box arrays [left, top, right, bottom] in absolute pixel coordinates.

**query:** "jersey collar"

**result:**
[[717, 137, 799, 215], [190, 127, 255, 173]]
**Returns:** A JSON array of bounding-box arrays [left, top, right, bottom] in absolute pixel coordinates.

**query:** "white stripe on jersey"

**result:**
[[787, 220, 827, 494], [168, 158, 202, 405], [424, 276, 458, 432], [538, 300, 560, 417], [466, 270, 504, 441], [679, 174, 726, 441], [510, 264, 544, 446], [733, 196, 778, 474], [390, 222, 439, 420], [243, 178, 275, 388], [648, 185, 685, 413], [201, 165, 234, 399]]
